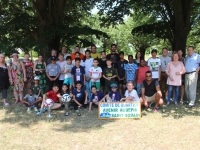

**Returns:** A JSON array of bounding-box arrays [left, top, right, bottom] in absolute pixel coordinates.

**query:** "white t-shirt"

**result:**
[[63, 63, 74, 78], [124, 90, 140, 101], [84, 58, 94, 77], [89, 66, 102, 82], [72, 60, 85, 67], [147, 57, 161, 79], [56, 61, 66, 80]]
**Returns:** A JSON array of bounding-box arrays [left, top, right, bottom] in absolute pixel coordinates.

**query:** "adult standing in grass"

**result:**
[[23, 53, 34, 95], [70, 46, 85, 60], [61, 46, 70, 60], [165, 52, 186, 106], [178, 50, 185, 104], [10, 53, 26, 104], [90, 45, 101, 59], [46, 49, 58, 65], [159, 48, 171, 100], [134, 51, 143, 66], [185, 46, 200, 108], [34, 55, 47, 95], [0, 54, 12, 106]]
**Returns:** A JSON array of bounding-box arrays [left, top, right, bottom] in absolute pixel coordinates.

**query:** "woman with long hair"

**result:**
[[134, 51, 143, 66], [0, 54, 12, 106], [34, 54, 46, 94], [10, 53, 26, 104]]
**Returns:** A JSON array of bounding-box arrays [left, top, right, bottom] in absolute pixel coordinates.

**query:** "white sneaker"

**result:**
[[27, 107, 31, 112], [34, 107, 38, 112]]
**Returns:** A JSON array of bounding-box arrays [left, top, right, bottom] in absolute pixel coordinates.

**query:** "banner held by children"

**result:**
[[98, 102, 141, 120]]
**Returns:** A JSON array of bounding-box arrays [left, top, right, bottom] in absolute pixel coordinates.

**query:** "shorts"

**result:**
[[91, 82, 101, 90], [118, 79, 126, 85], [64, 77, 73, 86], [145, 93, 156, 102]]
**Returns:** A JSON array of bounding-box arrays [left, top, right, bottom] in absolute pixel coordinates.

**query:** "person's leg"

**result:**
[[180, 85, 184, 102], [184, 74, 190, 102], [118, 83, 123, 96], [51, 103, 62, 110], [19, 91, 23, 103], [188, 73, 198, 105], [136, 84, 141, 96], [155, 93, 162, 107], [2, 89, 9, 105], [167, 85, 173, 104], [14, 90, 19, 104], [86, 80, 91, 100], [33, 97, 42, 106], [174, 86, 179, 105]]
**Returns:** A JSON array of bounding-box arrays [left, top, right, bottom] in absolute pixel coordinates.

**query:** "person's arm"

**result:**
[[46, 72, 53, 81], [158, 65, 161, 81], [72, 74, 75, 87], [20, 61, 27, 81], [141, 87, 146, 102], [34, 62, 38, 71], [83, 74, 86, 86], [180, 62, 186, 74], [7, 65, 12, 84], [62, 65, 66, 74], [165, 63, 174, 81], [43, 62, 47, 70], [54, 72, 60, 81], [37, 89, 41, 98], [73, 95, 82, 106]]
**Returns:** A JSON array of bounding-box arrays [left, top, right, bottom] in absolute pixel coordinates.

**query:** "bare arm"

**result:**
[[141, 87, 146, 101], [20, 61, 26, 81], [73, 95, 82, 106], [156, 85, 162, 97]]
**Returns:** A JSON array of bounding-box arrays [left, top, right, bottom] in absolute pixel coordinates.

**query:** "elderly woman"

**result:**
[[34, 54, 46, 94], [165, 52, 186, 106], [10, 53, 26, 104], [0, 54, 12, 106], [23, 53, 34, 95]]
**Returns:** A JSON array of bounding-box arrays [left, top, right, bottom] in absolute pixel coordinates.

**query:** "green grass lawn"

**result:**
[[1, 85, 200, 150]]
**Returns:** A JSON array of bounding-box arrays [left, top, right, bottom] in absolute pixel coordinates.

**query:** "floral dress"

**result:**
[[23, 60, 34, 83], [35, 62, 46, 94], [11, 61, 24, 91]]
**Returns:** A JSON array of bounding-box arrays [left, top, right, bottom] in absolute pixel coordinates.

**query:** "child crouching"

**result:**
[[36, 84, 62, 117]]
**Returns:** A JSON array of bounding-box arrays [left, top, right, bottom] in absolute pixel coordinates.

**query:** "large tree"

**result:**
[[0, 0, 108, 58], [97, 0, 200, 55]]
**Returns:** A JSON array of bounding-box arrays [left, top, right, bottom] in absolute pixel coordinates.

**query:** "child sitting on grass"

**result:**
[[120, 81, 140, 102], [72, 81, 88, 116], [36, 84, 62, 116], [88, 85, 104, 112], [57, 84, 73, 116], [23, 89, 39, 112]]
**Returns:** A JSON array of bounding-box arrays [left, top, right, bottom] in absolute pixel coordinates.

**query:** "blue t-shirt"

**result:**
[[73, 87, 85, 102], [109, 91, 121, 102], [90, 91, 104, 102], [71, 66, 85, 85], [124, 63, 138, 82]]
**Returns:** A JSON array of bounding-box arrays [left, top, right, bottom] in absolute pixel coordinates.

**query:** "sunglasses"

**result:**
[[146, 75, 152, 77]]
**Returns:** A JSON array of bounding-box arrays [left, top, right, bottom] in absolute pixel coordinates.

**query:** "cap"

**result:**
[[51, 56, 57, 61], [34, 76, 40, 80], [110, 83, 118, 88]]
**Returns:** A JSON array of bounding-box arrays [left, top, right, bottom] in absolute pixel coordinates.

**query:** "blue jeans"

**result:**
[[86, 80, 91, 101], [136, 84, 142, 95], [167, 85, 179, 102]]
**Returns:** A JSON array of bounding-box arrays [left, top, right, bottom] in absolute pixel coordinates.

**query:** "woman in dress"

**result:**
[[165, 52, 186, 106], [0, 54, 12, 106], [23, 53, 34, 95], [34, 55, 46, 95], [134, 51, 143, 66], [10, 53, 26, 104]]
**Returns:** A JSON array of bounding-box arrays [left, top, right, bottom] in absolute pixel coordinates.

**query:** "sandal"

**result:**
[[4, 103, 9, 107], [14, 100, 19, 104], [20, 100, 24, 104]]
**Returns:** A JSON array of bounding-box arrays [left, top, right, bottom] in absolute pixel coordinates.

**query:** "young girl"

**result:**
[[57, 84, 73, 116], [83, 50, 94, 100], [120, 82, 140, 102]]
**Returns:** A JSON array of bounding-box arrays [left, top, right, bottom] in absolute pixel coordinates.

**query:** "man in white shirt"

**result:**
[[147, 49, 161, 81], [159, 48, 171, 99]]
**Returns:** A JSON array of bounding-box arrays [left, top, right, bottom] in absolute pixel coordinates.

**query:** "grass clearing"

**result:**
[[0, 84, 200, 150]]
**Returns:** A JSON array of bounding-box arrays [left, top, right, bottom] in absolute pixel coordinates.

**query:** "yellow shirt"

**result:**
[[91, 53, 101, 59]]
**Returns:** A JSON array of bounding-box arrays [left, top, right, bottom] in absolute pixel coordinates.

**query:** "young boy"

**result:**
[[116, 51, 128, 96], [135, 59, 150, 95], [89, 58, 102, 90], [88, 85, 104, 112], [46, 56, 61, 91], [103, 59, 117, 93], [104, 83, 121, 102], [72, 81, 88, 116], [71, 58, 86, 88], [36, 84, 62, 116], [62, 56, 74, 92], [57, 84, 73, 116], [124, 55, 138, 84], [23, 89, 39, 112], [120, 81, 140, 102]]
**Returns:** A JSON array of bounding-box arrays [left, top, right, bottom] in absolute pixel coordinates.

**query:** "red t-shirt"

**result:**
[[47, 90, 59, 102], [137, 66, 150, 84], [71, 53, 85, 60]]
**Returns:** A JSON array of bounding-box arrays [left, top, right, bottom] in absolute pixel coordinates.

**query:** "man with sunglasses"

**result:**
[[140, 71, 164, 112], [159, 48, 171, 100]]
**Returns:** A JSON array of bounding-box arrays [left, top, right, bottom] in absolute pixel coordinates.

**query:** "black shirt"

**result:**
[[116, 59, 128, 78], [141, 79, 159, 97], [99, 59, 107, 72], [106, 53, 120, 68]]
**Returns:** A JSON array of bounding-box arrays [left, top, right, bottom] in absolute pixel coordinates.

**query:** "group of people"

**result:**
[[0, 44, 199, 117]]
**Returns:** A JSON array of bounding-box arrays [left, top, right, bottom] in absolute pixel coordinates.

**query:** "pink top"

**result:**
[[137, 66, 150, 84], [165, 61, 186, 86]]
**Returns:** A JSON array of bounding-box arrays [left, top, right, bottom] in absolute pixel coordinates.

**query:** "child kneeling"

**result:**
[[23, 89, 41, 112], [36, 84, 62, 117], [88, 85, 104, 112]]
